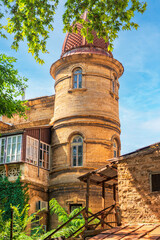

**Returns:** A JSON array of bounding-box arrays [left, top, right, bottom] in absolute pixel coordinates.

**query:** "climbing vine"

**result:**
[[0, 175, 29, 221]]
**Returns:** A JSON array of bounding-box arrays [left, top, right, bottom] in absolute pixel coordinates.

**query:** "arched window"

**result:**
[[73, 68, 82, 89], [71, 135, 83, 166], [113, 139, 118, 157]]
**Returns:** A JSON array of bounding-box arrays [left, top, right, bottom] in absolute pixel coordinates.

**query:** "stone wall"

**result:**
[[49, 181, 114, 229], [118, 145, 160, 224], [2, 95, 55, 130], [50, 53, 122, 171]]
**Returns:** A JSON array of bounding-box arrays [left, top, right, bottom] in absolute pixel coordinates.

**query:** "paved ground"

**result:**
[[89, 224, 160, 239]]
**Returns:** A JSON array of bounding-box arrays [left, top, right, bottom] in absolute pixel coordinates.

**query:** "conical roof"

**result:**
[[61, 11, 112, 58]]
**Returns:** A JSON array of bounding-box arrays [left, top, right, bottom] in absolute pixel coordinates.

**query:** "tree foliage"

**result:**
[[41, 198, 85, 239], [0, 53, 28, 118], [41, 198, 99, 239], [0, 175, 29, 221], [0, 0, 147, 63], [0, 204, 43, 240], [63, 0, 147, 51]]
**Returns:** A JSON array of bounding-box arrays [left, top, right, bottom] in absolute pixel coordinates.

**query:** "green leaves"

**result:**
[[0, 175, 29, 221], [0, 53, 28, 118], [48, 198, 100, 239], [1, 0, 59, 64], [0, 177, 44, 239], [63, 0, 147, 51], [0, 204, 43, 240], [0, 0, 147, 63]]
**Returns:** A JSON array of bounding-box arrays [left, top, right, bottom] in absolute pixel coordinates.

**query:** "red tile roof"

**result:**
[[89, 224, 160, 239], [61, 11, 112, 58]]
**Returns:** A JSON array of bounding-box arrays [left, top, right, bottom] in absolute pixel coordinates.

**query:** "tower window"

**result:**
[[71, 135, 83, 167], [111, 74, 117, 94], [113, 139, 118, 158], [112, 80, 115, 93], [73, 68, 82, 89]]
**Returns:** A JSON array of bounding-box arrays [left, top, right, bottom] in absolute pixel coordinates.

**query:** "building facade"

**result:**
[[118, 143, 160, 224], [0, 14, 124, 230]]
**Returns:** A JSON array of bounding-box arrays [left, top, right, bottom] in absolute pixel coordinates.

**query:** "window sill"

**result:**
[[68, 88, 87, 93]]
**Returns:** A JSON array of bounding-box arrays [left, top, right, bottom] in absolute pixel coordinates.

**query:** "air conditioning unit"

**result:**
[[36, 201, 48, 211]]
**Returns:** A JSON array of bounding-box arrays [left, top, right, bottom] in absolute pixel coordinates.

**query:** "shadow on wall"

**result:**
[[118, 146, 160, 224]]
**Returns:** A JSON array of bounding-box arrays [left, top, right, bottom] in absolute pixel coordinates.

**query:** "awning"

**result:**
[[78, 163, 117, 189]]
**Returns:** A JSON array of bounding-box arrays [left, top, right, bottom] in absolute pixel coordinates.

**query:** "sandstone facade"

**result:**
[[0, 16, 124, 231], [118, 144, 160, 224], [48, 52, 123, 228], [0, 96, 54, 229]]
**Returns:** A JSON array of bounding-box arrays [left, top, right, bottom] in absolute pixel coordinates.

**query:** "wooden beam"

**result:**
[[102, 182, 105, 209], [5, 164, 8, 177], [101, 182, 105, 228], [85, 176, 90, 230], [113, 184, 116, 203], [100, 175, 118, 183], [89, 178, 113, 189]]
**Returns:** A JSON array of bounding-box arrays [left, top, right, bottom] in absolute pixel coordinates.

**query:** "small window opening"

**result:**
[[73, 68, 82, 89], [70, 204, 82, 213], [151, 173, 160, 192]]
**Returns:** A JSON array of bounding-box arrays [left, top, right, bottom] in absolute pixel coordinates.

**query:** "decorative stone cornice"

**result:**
[[53, 114, 120, 127], [50, 53, 124, 79], [53, 122, 121, 134], [0, 121, 13, 131]]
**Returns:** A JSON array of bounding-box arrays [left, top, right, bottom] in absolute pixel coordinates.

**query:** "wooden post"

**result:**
[[102, 182, 105, 209], [5, 164, 8, 177], [38, 128, 41, 177], [113, 184, 116, 203], [10, 208, 13, 240], [85, 176, 90, 230], [101, 182, 105, 228], [113, 184, 120, 226]]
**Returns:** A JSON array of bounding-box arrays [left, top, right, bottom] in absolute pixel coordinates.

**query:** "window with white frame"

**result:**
[[26, 136, 39, 166], [40, 142, 50, 169], [71, 135, 83, 167], [26, 136, 50, 169], [73, 68, 82, 89], [0, 138, 6, 164], [0, 135, 22, 164]]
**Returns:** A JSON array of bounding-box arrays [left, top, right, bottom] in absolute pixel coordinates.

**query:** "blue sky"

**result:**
[[1, 1, 160, 155]]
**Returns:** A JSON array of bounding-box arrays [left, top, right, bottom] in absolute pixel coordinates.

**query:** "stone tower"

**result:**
[[49, 13, 123, 226]]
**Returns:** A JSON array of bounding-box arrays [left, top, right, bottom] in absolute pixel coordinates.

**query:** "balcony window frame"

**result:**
[[26, 135, 50, 170], [0, 135, 22, 164], [39, 141, 50, 170]]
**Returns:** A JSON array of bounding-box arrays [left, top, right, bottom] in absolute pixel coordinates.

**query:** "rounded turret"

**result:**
[[49, 18, 123, 227]]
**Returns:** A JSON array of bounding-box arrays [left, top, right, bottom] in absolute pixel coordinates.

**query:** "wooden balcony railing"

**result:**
[[43, 204, 121, 240]]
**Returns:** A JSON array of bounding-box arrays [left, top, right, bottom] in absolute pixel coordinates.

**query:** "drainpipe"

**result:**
[[38, 128, 41, 177]]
